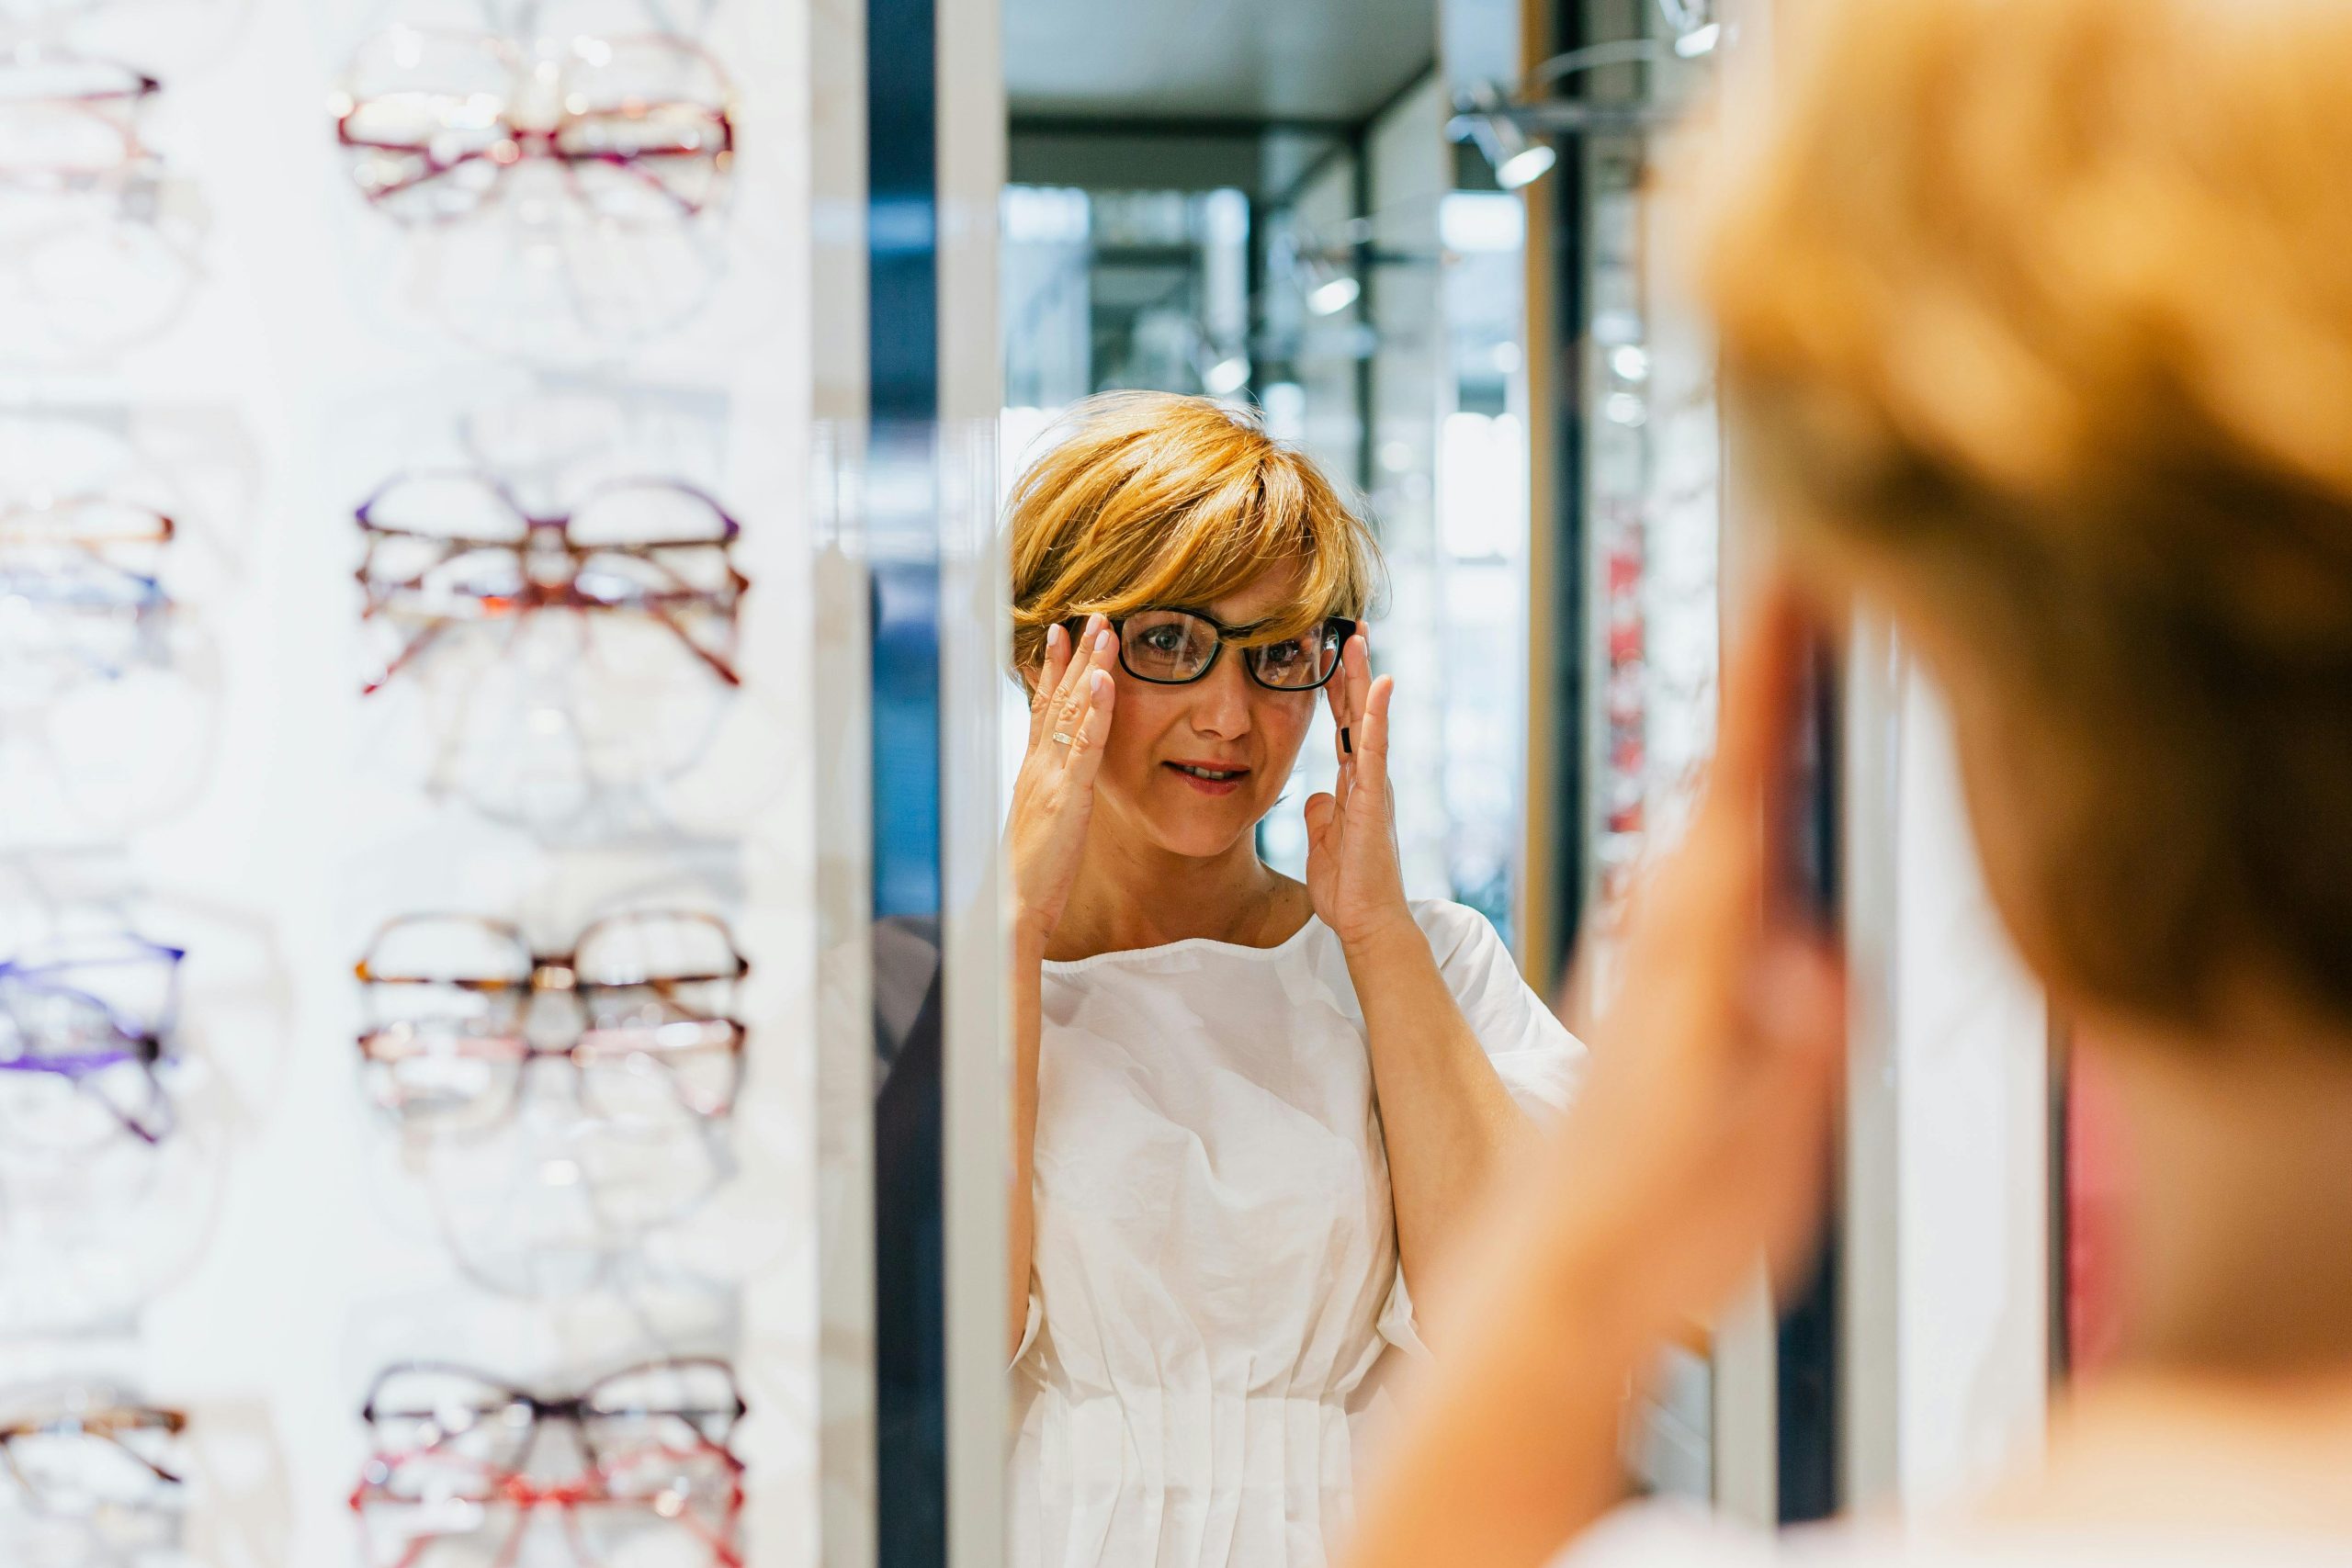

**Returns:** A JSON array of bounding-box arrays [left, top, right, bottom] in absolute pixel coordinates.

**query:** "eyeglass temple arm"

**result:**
[[643, 602, 742, 687], [361, 616, 452, 696]]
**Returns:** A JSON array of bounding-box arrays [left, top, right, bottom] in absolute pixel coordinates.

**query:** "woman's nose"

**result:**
[[1187, 654, 1253, 737]]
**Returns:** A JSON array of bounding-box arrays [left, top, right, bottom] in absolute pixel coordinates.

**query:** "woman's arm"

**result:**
[[1306, 636, 1539, 1317], [1340, 916, 1537, 1318], [1340, 589, 1846, 1568], [1008, 932, 1044, 1358], [1004, 618, 1120, 1359]]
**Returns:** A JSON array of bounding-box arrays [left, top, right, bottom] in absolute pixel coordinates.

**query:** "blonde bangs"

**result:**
[[1008, 392, 1381, 669]]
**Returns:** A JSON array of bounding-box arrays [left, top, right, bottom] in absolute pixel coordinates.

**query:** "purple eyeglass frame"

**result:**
[[334, 29, 736, 222], [353, 470, 750, 697], [0, 933, 184, 1145]]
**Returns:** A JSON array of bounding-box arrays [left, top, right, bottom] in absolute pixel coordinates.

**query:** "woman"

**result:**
[[1342, 1, 2352, 1564], [1002, 392, 1586, 1568]]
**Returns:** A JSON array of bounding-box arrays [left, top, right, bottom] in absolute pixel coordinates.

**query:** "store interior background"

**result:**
[[996, 0, 1731, 1502], [980, 0, 2065, 1531]]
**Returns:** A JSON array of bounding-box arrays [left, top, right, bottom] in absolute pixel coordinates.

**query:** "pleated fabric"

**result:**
[[1010, 900, 1586, 1568]]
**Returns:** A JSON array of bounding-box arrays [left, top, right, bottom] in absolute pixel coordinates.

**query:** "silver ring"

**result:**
[[1050, 731, 1074, 746]]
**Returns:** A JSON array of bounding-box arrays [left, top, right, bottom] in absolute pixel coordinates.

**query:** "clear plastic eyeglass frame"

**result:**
[[0, 1396, 187, 1553], [0, 495, 175, 705], [354, 909, 749, 1137], [0, 51, 204, 364]]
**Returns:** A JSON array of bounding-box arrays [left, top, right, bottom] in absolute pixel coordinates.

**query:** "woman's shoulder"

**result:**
[[1399, 897, 1515, 972], [1554, 1502, 2352, 1568]]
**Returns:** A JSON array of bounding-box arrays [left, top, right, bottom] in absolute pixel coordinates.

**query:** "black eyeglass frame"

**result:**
[[359, 1356, 747, 1470], [1070, 608, 1359, 692]]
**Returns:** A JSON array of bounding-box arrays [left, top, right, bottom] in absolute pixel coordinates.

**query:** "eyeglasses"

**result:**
[[0, 1398, 186, 1544], [0, 51, 160, 191], [355, 471, 748, 697], [355, 910, 747, 1134], [1074, 608, 1357, 691], [333, 28, 735, 227], [361, 1359, 744, 1472], [350, 1438, 743, 1568], [0, 496, 174, 702], [0, 933, 182, 1147], [0, 55, 202, 364]]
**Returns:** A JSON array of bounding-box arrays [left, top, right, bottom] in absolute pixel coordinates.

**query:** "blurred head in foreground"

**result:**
[[1708, 0, 2352, 1357]]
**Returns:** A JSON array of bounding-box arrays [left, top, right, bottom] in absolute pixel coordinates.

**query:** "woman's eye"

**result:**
[[1141, 626, 1185, 653]]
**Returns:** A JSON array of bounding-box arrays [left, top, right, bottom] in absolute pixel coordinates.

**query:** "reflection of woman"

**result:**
[[1003, 392, 1584, 1568], [1344, 2, 2352, 1566]]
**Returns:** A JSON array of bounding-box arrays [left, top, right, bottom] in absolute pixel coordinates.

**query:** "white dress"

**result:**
[[1010, 898, 1587, 1568]]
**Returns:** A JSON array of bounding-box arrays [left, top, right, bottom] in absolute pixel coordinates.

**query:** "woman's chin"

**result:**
[[1137, 799, 1264, 860]]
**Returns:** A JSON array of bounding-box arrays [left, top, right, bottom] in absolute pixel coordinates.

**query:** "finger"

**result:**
[[1304, 789, 1336, 842], [1048, 621, 1112, 752], [1063, 667, 1116, 778], [1694, 581, 1810, 849], [1358, 673, 1393, 763], [1344, 633, 1373, 725], [1028, 623, 1069, 747], [1054, 614, 1107, 710]]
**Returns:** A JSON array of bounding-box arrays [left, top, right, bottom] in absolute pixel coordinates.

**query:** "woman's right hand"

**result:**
[[1009, 615, 1120, 955]]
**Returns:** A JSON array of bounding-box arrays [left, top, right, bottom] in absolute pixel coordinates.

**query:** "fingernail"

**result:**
[[1046, 625, 1064, 651], [1091, 670, 1111, 694], [1095, 629, 1115, 654]]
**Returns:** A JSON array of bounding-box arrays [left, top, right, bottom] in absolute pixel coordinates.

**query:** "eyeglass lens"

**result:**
[[1114, 610, 1343, 690]]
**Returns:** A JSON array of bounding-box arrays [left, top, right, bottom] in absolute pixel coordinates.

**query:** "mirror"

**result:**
[[992, 0, 1736, 1557]]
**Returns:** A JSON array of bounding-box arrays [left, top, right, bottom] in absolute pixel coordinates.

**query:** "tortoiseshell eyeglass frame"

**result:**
[[353, 471, 750, 696]]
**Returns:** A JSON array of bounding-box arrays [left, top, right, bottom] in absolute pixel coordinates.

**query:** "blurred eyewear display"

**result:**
[[355, 471, 748, 697], [355, 909, 747, 1135], [333, 28, 734, 227], [351, 1359, 744, 1568], [0, 496, 174, 705], [0, 50, 201, 361], [0, 1395, 186, 1556], [0, 931, 181, 1147]]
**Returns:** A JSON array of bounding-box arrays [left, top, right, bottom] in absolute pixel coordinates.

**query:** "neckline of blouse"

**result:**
[[1039, 913, 1327, 976]]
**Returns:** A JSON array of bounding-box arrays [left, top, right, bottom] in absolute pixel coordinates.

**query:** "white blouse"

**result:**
[[1011, 899, 1587, 1568]]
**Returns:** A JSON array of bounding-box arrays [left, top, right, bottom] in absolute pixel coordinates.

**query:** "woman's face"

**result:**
[[1083, 572, 1323, 863]]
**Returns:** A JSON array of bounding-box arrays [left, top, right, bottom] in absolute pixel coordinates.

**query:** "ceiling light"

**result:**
[[1674, 22, 1723, 57], [1202, 355, 1250, 397], [1453, 81, 1558, 191], [1307, 272, 1361, 316], [1495, 143, 1557, 189]]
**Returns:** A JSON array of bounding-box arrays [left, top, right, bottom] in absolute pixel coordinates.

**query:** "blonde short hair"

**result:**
[[1007, 392, 1382, 678], [1707, 0, 2352, 1031]]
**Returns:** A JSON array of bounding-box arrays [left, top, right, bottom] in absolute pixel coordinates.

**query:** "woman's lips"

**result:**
[[1163, 761, 1248, 796]]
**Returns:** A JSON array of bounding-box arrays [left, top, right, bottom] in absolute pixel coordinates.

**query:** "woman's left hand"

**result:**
[[1305, 633, 1413, 950]]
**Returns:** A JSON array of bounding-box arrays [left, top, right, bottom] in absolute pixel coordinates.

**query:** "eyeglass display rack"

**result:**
[[0, 1, 818, 1565]]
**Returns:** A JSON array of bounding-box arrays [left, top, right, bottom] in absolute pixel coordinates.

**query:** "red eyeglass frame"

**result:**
[[332, 28, 736, 222], [0, 52, 162, 191], [348, 1438, 746, 1568]]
